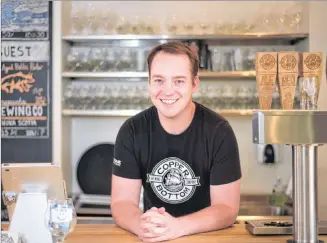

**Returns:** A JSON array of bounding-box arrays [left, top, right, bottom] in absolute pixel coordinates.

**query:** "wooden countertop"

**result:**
[[3, 222, 327, 242], [8, 224, 326, 243]]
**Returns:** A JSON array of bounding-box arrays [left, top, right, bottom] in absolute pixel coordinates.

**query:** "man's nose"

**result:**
[[162, 81, 174, 95]]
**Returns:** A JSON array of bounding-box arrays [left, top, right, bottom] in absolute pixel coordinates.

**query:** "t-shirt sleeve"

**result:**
[[112, 119, 141, 179], [210, 121, 242, 185]]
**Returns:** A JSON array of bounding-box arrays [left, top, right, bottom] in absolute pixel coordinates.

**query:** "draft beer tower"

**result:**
[[253, 52, 326, 243]]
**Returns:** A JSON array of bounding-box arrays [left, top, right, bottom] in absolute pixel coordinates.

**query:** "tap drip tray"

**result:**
[[246, 220, 327, 235]]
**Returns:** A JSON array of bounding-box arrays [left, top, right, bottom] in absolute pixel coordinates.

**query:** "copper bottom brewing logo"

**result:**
[[147, 157, 200, 204], [281, 55, 297, 70], [1, 72, 35, 93], [259, 54, 276, 70], [304, 54, 322, 70]]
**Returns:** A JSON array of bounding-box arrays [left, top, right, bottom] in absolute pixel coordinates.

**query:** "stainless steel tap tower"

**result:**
[[253, 110, 327, 243]]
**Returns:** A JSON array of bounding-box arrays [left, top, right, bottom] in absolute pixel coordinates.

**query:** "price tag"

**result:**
[[51, 205, 73, 223]]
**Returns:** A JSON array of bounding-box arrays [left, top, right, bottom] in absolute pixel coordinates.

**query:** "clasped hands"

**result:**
[[138, 207, 183, 242]]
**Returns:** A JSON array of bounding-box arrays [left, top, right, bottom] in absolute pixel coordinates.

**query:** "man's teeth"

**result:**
[[161, 99, 177, 104]]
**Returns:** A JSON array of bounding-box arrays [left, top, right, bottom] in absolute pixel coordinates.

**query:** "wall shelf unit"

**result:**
[[62, 71, 256, 79], [61, 32, 308, 117], [62, 109, 255, 117], [62, 33, 309, 44]]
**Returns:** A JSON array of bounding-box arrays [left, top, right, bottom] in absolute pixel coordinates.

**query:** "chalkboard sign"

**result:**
[[1, 0, 49, 40], [1, 1, 52, 163]]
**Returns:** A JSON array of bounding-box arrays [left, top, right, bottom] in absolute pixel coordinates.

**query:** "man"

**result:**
[[111, 41, 242, 242]]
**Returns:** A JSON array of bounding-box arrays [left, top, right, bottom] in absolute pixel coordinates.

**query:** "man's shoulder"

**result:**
[[128, 105, 155, 126], [120, 106, 155, 133], [196, 102, 228, 128]]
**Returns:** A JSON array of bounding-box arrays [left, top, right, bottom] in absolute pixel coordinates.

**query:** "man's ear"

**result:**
[[148, 78, 151, 91], [192, 75, 200, 92]]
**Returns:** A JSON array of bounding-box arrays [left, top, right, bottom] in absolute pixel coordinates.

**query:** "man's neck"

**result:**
[[158, 102, 196, 135]]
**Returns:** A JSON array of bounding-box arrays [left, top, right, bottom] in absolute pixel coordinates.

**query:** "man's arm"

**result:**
[[138, 179, 241, 242], [111, 175, 142, 235], [111, 119, 144, 235], [178, 179, 241, 236]]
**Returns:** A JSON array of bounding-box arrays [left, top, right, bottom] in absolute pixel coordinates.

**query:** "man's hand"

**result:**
[[138, 207, 184, 242]]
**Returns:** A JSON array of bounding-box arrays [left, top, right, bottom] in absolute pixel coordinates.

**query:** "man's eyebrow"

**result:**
[[151, 74, 164, 78], [173, 76, 187, 79], [150, 75, 187, 79]]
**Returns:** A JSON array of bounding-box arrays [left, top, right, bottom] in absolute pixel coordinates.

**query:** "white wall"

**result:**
[[308, 1, 327, 220], [226, 117, 292, 195]]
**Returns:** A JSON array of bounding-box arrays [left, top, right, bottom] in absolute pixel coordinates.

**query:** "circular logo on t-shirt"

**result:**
[[146, 157, 200, 204]]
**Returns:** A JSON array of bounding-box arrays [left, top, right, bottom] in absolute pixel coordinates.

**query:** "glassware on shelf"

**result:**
[[272, 85, 281, 109], [166, 15, 179, 35], [290, 11, 302, 32], [234, 48, 244, 71], [84, 3, 99, 35], [299, 76, 318, 110], [221, 49, 235, 72], [62, 80, 260, 112], [144, 15, 156, 34], [89, 48, 104, 72], [222, 85, 236, 109], [68, 1, 308, 36], [198, 12, 212, 35], [211, 48, 222, 72], [130, 15, 143, 34], [63, 84, 74, 109], [242, 48, 256, 71], [115, 16, 131, 34], [66, 50, 79, 71], [237, 86, 253, 109], [45, 198, 77, 243], [102, 49, 117, 71], [70, 6, 85, 35], [98, 5, 118, 35], [276, 11, 290, 33], [116, 49, 136, 71]]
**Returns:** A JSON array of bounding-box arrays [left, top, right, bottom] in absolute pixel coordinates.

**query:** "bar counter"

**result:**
[[3, 216, 327, 242], [3, 223, 326, 243], [62, 224, 327, 243]]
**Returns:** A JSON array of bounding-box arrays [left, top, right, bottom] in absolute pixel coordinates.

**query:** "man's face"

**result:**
[[148, 52, 199, 119]]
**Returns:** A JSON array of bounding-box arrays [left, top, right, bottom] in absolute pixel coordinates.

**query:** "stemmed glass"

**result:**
[[45, 198, 77, 243]]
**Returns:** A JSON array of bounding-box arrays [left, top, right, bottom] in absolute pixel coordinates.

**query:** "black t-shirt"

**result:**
[[112, 102, 242, 217]]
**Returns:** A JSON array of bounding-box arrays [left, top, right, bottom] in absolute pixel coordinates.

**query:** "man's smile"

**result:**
[[160, 99, 179, 105]]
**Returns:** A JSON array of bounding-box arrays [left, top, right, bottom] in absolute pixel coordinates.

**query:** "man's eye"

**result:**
[[154, 79, 163, 83], [175, 80, 184, 84]]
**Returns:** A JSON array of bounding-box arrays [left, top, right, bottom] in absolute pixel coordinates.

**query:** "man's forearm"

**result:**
[[111, 201, 142, 235], [178, 204, 237, 236]]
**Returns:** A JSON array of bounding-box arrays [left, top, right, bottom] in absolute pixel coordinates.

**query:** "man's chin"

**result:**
[[155, 104, 180, 119], [157, 108, 179, 119]]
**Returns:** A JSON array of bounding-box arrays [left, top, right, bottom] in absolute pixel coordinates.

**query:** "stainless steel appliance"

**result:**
[[252, 110, 327, 243]]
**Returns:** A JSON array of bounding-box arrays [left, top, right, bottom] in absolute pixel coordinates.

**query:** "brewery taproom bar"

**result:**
[[1, 1, 327, 243]]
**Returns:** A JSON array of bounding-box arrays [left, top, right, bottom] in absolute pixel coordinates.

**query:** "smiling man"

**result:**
[[111, 41, 242, 242]]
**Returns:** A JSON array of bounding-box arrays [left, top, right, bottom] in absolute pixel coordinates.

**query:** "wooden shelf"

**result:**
[[62, 72, 148, 79], [62, 71, 256, 79], [62, 109, 255, 117], [62, 33, 308, 43]]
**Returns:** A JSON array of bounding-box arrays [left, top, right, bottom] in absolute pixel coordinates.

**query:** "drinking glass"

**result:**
[[45, 198, 77, 243], [299, 76, 318, 110]]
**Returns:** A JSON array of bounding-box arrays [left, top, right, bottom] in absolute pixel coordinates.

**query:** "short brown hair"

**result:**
[[147, 41, 199, 78]]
